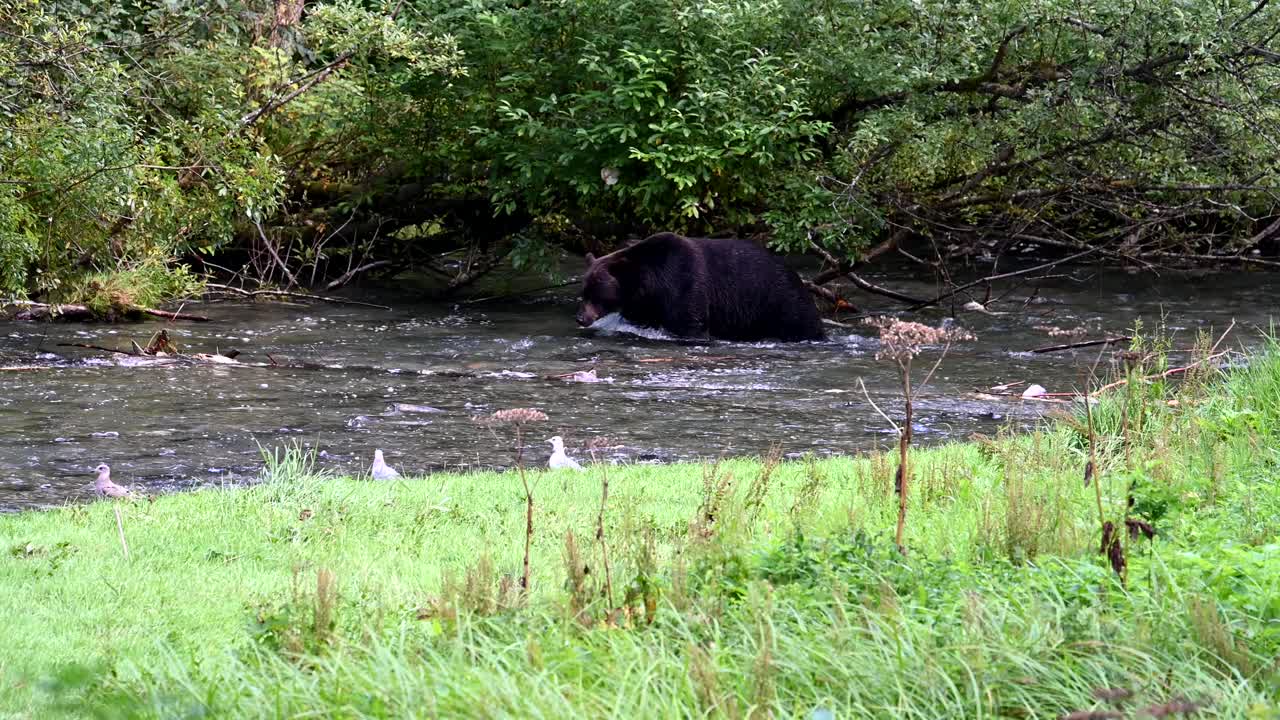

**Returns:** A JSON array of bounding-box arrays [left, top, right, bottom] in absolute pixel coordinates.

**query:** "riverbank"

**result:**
[[2, 343, 1278, 718]]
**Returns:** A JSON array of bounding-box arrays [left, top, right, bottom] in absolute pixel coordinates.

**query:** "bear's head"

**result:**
[[576, 253, 621, 327]]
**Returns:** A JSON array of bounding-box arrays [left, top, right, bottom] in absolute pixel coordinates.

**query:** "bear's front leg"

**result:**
[[662, 294, 710, 339]]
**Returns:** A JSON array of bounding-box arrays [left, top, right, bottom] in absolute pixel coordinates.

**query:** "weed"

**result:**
[[743, 444, 782, 522], [1188, 595, 1253, 677], [747, 583, 777, 720], [251, 566, 341, 659], [314, 568, 337, 646], [431, 552, 521, 621], [624, 527, 661, 626], [688, 643, 737, 718], [863, 316, 975, 553], [475, 408, 549, 593], [789, 454, 827, 523], [587, 436, 616, 608], [1004, 458, 1044, 563], [562, 530, 591, 624], [692, 460, 734, 541]]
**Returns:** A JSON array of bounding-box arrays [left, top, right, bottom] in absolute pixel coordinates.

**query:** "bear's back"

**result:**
[[598, 233, 825, 342], [687, 236, 825, 342]]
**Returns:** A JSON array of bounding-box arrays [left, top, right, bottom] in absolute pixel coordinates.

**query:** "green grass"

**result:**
[[2, 342, 1280, 718]]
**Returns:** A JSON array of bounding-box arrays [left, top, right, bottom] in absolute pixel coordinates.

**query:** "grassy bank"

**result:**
[[3, 343, 1279, 718]]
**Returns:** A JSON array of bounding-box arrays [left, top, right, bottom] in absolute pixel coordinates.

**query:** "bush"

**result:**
[[4, 0, 1277, 306]]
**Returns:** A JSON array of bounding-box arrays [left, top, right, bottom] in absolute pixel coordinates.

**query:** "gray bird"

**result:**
[[93, 463, 132, 499], [547, 436, 584, 471], [370, 449, 401, 480]]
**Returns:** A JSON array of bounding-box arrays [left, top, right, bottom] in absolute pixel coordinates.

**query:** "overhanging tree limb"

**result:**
[[905, 246, 1104, 312]]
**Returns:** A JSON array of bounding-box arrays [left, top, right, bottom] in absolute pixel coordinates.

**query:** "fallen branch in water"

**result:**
[[809, 240, 926, 305], [255, 220, 301, 290], [981, 353, 1234, 401], [2, 300, 210, 322], [809, 230, 904, 285], [984, 343, 1235, 402], [907, 246, 1104, 312], [1029, 336, 1132, 354], [57, 343, 138, 356], [58, 337, 359, 371], [845, 271, 927, 305], [61, 330, 259, 366], [1090, 320, 1235, 396], [634, 356, 736, 363], [140, 307, 210, 322], [804, 280, 858, 312], [204, 284, 391, 310], [462, 280, 579, 305], [55, 346, 307, 368], [1150, 250, 1280, 269], [973, 389, 1072, 403]]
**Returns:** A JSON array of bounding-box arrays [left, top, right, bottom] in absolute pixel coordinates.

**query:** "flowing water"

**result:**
[[1, 262, 1272, 511]]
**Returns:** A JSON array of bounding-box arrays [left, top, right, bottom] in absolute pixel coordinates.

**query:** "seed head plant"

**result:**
[[586, 436, 616, 608], [475, 407, 549, 593], [862, 317, 975, 554]]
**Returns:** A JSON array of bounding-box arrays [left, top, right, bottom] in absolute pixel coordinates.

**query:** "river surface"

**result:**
[[0, 261, 1272, 511]]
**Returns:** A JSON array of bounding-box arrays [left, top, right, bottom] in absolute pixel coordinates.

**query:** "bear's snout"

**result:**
[[575, 307, 595, 327]]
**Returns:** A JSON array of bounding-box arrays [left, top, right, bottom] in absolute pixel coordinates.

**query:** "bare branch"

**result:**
[[858, 377, 901, 434], [907, 246, 1104, 312]]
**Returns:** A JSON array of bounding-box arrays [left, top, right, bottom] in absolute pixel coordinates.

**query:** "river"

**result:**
[[0, 261, 1270, 511]]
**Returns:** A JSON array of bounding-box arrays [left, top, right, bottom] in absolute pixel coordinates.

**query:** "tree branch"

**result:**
[[907, 246, 1104, 312], [230, 50, 356, 138], [324, 260, 394, 291]]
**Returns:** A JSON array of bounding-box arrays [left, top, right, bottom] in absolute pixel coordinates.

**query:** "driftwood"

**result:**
[[635, 356, 736, 363], [2, 300, 210, 322], [55, 326, 252, 368], [808, 240, 926, 305], [1151, 250, 1280, 269], [204, 284, 391, 310], [1003, 349, 1233, 399], [983, 324, 1234, 401], [57, 345, 305, 369], [140, 307, 209, 321], [906, 246, 1103, 312], [974, 390, 1072, 404], [804, 280, 852, 310], [1029, 336, 1132, 354], [57, 343, 137, 356], [844, 271, 924, 305], [463, 280, 580, 305]]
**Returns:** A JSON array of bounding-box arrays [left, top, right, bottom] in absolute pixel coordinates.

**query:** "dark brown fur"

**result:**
[[577, 233, 824, 342]]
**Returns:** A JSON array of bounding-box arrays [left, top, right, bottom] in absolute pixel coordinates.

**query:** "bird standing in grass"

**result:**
[[547, 436, 584, 471], [371, 449, 401, 480], [92, 464, 132, 499]]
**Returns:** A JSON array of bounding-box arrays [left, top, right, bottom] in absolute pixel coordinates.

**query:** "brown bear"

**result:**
[[576, 232, 825, 341]]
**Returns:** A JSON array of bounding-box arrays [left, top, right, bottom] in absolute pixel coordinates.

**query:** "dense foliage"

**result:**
[[3, 0, 1278, 308]]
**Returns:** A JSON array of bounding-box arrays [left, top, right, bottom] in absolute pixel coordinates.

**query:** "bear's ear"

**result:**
[[585, 252, 596, 266]]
